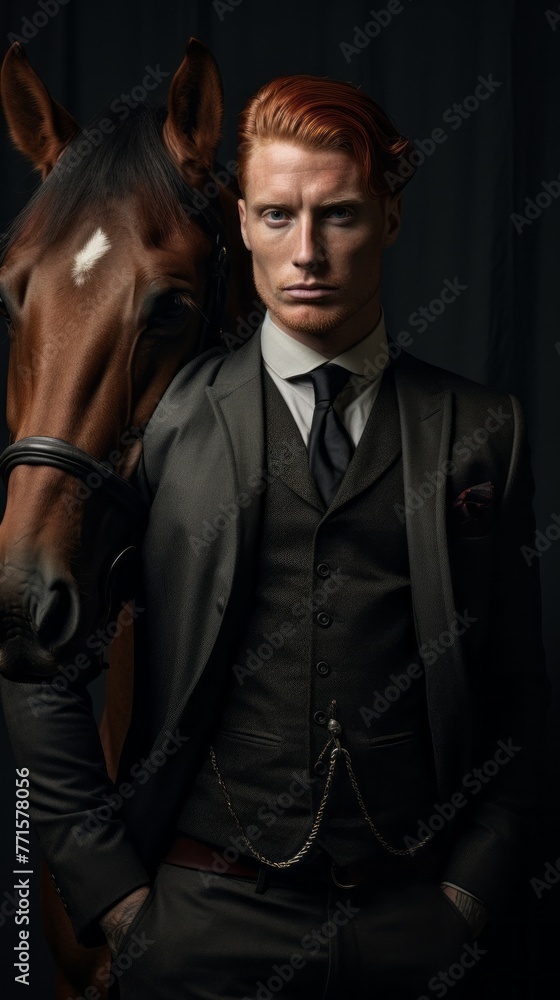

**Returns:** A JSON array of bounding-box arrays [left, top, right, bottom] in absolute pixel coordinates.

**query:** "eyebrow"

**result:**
[[250, 197, 367, 213]]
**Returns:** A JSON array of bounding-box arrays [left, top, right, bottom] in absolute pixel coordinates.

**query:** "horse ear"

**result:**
[[163, 37, 224, 186], [0, 42, 80, 178]]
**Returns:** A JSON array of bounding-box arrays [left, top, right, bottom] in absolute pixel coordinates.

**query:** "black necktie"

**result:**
[[306, 363, 354, 506]]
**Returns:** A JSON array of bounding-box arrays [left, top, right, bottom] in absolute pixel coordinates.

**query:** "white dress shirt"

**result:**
[[260, 309, 390, 449]]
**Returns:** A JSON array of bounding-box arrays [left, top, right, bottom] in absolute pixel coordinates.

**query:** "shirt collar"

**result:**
[[260, 308, 388, 381]]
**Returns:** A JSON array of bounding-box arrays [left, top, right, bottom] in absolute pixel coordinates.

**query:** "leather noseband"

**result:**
[[0, 436, 149, 527]]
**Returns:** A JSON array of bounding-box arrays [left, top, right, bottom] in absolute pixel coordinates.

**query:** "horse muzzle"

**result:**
[[0, 436, 149, 680]]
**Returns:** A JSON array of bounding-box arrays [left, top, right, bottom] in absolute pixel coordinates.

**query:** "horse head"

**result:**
[[0, 38, 253, 680]]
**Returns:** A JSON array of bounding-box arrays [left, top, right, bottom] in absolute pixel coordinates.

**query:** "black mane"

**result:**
[[1, 105, 209, 262]]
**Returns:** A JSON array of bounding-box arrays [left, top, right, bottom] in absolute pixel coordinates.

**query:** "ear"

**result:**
[[382, 193, 402, 248], [0, 42, 80, 179], [162, 37, 223, 186], [237, 198, 251, 250]]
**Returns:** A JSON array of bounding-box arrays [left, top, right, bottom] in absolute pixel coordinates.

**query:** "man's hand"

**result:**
[[100, 886, 151, 958], [441, 883, 488, 938]]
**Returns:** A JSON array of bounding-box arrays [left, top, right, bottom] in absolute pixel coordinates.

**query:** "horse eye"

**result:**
[[148, 292, 192, 327]]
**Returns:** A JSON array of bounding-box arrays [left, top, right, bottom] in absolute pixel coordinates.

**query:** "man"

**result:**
[[89, 74, 547, 998], [5, 75, 549, 998]]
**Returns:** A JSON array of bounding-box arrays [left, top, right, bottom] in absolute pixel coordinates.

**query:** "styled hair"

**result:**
[[237, 74, 415, 198]]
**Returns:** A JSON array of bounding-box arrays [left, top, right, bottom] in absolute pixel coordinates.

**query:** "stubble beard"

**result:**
[[266, 301, 354, 338]]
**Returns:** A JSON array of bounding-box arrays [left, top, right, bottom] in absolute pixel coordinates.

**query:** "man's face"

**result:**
[[238, 140, 402, 351]]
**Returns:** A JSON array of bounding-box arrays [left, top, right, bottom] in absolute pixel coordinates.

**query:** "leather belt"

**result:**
[[163, 835, 434, 889], [165, 835, 263, 880]]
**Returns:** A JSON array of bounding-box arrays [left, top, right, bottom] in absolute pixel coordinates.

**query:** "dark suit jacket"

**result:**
[[0, 327, 549, 946]]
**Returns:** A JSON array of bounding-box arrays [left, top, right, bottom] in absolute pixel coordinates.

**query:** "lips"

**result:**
[[282, 284, 337, 300], [283, 283, 336, 290]]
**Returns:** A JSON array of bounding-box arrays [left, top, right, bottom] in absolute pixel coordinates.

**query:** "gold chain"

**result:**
[[209, 736, 430, 867]]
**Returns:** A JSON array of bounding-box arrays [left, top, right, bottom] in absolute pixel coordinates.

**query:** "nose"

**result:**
[[292, 217, 325, 271], [28, 569, 81, 652]]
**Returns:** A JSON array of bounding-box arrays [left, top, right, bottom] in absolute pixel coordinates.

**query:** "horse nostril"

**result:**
[[32, 579, 81, 651]]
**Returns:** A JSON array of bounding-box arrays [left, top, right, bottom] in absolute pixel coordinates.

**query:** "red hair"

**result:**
[[237, 75, 415, 198]]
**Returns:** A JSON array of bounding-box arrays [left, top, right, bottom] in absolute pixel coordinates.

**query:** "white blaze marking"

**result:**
[[72, 228, 111, 286]]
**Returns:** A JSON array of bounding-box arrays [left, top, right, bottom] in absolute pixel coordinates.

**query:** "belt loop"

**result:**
[[255, 865, 268, 894]]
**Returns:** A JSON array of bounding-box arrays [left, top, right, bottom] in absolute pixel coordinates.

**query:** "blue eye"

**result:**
[[328, 207, 351, 220], [265, 210, 287, 223]]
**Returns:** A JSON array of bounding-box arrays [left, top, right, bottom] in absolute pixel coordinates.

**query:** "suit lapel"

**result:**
[[393, 350, 470, 796], [262, 366, 324, 512], [329, 364, 401, 513], [204, 329, 266, 563]]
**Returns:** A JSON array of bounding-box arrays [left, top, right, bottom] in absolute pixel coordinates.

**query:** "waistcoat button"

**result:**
[[315, 611, 331, 627], [316, 563, 330, 577], [315, 661, 330, 676], [313, 710, 327, 726], [314, 761, 327, 777]]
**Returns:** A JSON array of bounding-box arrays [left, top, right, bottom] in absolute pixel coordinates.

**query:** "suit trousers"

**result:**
[[109, 857, 483, 1000]]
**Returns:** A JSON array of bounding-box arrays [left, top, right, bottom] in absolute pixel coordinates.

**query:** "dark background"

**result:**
[[0, 0, 558, 996]]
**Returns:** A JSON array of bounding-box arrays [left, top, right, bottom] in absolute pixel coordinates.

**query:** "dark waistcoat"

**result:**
[[178, 362, 438, 866]]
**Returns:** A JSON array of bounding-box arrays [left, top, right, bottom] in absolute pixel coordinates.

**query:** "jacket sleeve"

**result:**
[[0, 660, 151, 947], [441, 394, 550, 912]]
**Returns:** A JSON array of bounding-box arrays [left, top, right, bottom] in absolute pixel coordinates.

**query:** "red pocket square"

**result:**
[[452, 481, 494, 530]]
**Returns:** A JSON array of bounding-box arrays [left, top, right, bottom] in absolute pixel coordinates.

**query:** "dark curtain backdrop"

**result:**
[[0, 1, 558, 997]]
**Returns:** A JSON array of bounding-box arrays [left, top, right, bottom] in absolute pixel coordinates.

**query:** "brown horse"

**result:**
[[0, 38, 253, 998]]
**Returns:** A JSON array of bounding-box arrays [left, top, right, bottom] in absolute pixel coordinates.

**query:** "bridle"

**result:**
[[0, 436, 149, 526], [186, 179, 230, 356], [0, 177, 230, 594]]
